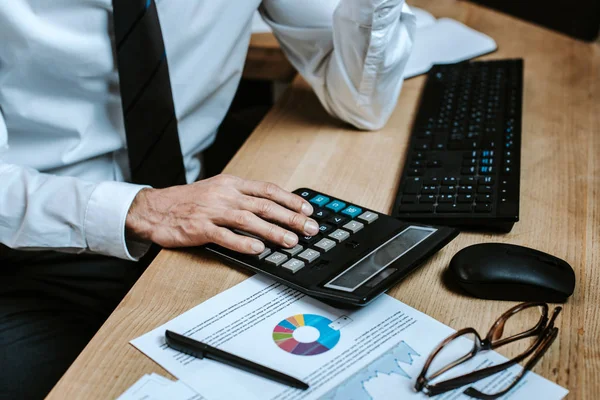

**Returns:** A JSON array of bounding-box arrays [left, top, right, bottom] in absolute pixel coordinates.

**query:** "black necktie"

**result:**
[[112, 0, 187, 188]]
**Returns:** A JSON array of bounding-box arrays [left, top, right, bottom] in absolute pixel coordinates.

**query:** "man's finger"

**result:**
[[220, 210, 299, 248], [240, 196, 319, 236], [239, 180, 313, 216], [206, 225, 265, 255]]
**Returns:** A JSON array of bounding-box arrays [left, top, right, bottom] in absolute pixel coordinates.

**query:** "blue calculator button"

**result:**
[[310, 195, 330, 207], [325, 200, 346, 212], [341, 206, 362, 218]]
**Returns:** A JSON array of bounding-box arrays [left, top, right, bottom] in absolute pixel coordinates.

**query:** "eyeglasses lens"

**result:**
[[426, 331, 478, 385]]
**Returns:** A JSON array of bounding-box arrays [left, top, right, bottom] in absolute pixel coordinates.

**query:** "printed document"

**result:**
[[131, 276, 567, 400]]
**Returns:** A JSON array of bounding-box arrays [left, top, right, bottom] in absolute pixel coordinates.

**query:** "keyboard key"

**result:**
[[457, 194, 475, 203], [281, 244, 303, 257], [265, 252, 288, 266], [458, 185, 475, 194], [327, 215, 350, 226], [478, 176, 495, 185], [477, 194, 493, 203], [403, 178, 423, 194], [475, 203, 493, 213], [299, 235, 319, 246], [343, 220, 364, 233], [478, 185, 494, 194], [462, 177, 477, 185], [281, 258, 306, 273], [428, 160, 442, 168], [410, 161, 425, 168], [438, 194, 455, 203], [407, 168, 425, 176], [440, 186, 456, 194], [436, 204, 473, 213], [421, 185, 438, 195], [398, 204, 434, 213], [341, 206, 362, 218], [463, 150, 478, 158], [419, 195, 436, 203], [256, 248, 272, 260], [298, 249, 320, 263], [463, 158, 477, 166], [318, 223, 334, 235], [413, 152, 427, 160], [442, 177, 458, 185], [329, 229, 350, 243], [358, 211, 379, 224], [314, 238, 336, 253], [479, 166, 494, 174], [461, 167, 476, 175], [401, 195, 418, 204], [423, 177, 441, 186], [325, 200, 346, 212], [310, 195, 330, 207]]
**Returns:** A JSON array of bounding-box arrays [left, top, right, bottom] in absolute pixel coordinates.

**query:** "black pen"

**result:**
[[165, 330, 309, 390]]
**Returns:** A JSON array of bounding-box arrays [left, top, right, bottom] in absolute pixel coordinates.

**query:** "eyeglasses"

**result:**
[[414, 302, 562, 399]]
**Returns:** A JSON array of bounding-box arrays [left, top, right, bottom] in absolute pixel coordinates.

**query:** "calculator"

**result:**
[[205, 188, 459, 306]]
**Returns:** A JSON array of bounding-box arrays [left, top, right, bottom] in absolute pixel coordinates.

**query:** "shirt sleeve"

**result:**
[[0, 113, 150, 260], [260, 0, 416, 131]]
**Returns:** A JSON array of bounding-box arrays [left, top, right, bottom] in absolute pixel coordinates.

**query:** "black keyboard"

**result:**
[[205, 188, 458, 307], [392, 59, 523, 232]]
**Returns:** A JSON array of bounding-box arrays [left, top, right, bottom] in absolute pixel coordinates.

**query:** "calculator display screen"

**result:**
[[324, 226, 436, 292]]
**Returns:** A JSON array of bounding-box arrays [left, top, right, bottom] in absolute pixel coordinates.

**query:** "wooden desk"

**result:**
[[244, 32, 295, 82], [48, 1, 599, 398]]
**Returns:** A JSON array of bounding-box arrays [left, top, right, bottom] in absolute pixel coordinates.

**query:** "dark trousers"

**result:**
[[0, 246, 156, 399]]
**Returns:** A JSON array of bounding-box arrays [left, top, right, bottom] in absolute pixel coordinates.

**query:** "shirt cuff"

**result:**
[[84, 181, 151, 261]]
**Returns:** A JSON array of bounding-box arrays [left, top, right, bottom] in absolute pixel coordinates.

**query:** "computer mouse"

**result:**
[[449, 243, 575, 303]]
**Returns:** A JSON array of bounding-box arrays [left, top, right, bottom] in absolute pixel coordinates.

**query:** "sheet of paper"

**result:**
[[117, 374, 203, 400], [405, 18, 497, 79], [411, 7, 436, 29], [131, 276, 567, 400]]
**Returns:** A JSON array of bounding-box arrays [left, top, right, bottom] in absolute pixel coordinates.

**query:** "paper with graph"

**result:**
[[131, 275, 566, 400]]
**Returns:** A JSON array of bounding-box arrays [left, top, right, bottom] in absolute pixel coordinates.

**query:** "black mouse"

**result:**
[[449, 243, 575, 303]]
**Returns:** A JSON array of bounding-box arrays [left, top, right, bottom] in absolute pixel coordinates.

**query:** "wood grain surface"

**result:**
[[48, 1, 599, 398]]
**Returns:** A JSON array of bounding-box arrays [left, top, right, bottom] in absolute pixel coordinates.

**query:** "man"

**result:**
[[0, 0, 415, 398]]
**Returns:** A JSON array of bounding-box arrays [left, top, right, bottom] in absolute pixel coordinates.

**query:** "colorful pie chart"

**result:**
[[272, 314, 340, 356]]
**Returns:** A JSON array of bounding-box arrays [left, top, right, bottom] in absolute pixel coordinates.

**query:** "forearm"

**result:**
[[0, 162, 149, 260], [261, 0, 416, 130]]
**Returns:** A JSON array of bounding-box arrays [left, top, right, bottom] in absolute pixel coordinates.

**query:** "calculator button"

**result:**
[[281, 244, 303, 256], [297, 190, 315, 199], [314, 238, 336, 253], [318, 223, 334, 235], [327, 215, 349, 226], [310, 195, 330, 207], [341, 206, 362, 218], [265, 252, 288, 266], [329, 229, 350, 243], [299, 235, 319, 246], [342, 220, 364, 233], [281, 258, 306, 273], [312, 208, 330, 220], [256, 248, 272, 260], [298, 249, 320, 263], [357, 211, 378, 224], [325, 200, 346, 212]]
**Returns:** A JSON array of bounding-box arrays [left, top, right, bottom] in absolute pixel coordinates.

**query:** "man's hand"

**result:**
[[125, 174, 319, 255]]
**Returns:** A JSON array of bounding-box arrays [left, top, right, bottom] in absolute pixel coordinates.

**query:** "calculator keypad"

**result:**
[[256, 190, 379, 274]]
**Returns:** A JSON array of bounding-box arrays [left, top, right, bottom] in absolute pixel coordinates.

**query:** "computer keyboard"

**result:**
[[205, 188, 458, 306], [392, 59, 523, 232]]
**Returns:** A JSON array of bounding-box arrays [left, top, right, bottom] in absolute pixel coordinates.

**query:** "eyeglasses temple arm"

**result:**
[[463, 328, 559, 400]]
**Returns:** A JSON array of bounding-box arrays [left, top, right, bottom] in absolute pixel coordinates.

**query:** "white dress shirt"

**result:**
[[0, 0, 415, 261]]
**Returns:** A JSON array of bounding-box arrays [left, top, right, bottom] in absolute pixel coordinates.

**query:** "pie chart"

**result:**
[[272, 314, 341, 356]]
